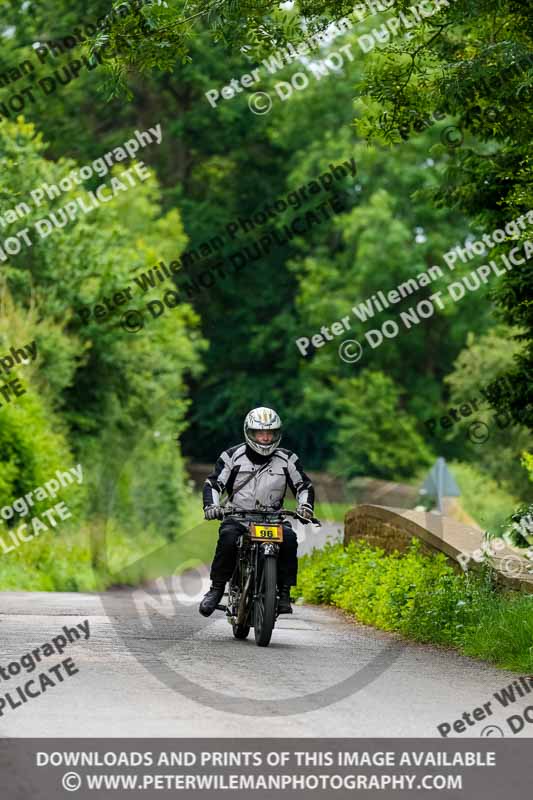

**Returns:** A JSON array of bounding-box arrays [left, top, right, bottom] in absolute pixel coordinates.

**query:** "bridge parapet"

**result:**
[[344, 504, 533, 594]]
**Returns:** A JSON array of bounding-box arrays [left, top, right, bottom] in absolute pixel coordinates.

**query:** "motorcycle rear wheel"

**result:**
[[254, 556, 277, 647]]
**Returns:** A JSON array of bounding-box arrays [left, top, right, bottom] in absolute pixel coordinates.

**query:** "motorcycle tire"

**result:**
[[254, 556, 277, 647], [232, 623, 250, 640]]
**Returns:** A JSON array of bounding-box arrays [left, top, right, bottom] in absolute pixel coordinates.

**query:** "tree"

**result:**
[[350, 1, 532, 431], [0, 117, 207, 539], [82, 0, 533, 431], [329, 370, 432, 480], [444, 327, 530, 497]]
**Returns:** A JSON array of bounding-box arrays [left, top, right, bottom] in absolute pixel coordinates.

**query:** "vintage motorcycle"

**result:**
[[213, 507, 320, 647]]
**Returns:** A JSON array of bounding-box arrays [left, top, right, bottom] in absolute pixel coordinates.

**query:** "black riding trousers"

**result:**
[[210, 520, 298, 586]]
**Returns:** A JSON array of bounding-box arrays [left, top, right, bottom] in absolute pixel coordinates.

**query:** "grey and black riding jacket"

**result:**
[[203, 444, 315, 513]]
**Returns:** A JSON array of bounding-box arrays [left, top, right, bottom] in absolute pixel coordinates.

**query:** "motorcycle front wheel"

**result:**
[[254, 556, 277, 647]]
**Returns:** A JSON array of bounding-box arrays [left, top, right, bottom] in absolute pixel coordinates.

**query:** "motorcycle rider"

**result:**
[[199, 407, 315, 617]]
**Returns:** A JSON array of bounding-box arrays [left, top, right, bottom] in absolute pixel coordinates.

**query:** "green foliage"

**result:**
[[448, 461, 521, 535], [0, 527, 100, 592], [0, 114, 207, 574], [296, 539, 533, 671], [352, 0, 533, 429], [297, 539, 477, 642], [523, 451, 533, 482], [460, 594, 533, 672], [0, 287, 84, 517], [329, 370, 433, 480], [0, 390, 78, 510], [443, 328, 531, 497], [0, 491, 212, 592], [499, 502, 533, 549], [0, 0, 530, 595], [445, 327, 525, 396]]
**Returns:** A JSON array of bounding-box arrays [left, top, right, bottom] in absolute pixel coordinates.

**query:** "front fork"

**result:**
[[227, 538, 251, 625]]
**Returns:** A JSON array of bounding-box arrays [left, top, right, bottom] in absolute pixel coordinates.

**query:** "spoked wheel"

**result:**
[[254, 556, 277, 647]]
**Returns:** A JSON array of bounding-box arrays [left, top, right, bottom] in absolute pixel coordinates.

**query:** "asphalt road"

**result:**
[[0, 521, 529, 738]]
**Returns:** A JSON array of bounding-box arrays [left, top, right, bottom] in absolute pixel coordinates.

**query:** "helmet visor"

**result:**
[[247, 429, 281, 447]]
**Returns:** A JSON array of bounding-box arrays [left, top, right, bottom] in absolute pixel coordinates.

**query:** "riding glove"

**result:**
[[296, 503, 314, 520], [204, 504, 222, 521]]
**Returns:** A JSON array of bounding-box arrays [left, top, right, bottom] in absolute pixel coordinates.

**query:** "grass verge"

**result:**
[[0, 492, 216, 592], [295, 539, 533, 672]]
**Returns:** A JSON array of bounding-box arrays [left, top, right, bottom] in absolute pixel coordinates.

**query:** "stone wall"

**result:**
[[344, 505, 451, 561], [344, 504, 533, 593]]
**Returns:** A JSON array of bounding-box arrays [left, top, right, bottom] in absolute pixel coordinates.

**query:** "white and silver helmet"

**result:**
[[244, 407, 282, 457]]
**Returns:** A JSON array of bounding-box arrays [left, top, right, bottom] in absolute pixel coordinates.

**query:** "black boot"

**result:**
[[277, 585, 293, 614], [199, 582, 225, 617]]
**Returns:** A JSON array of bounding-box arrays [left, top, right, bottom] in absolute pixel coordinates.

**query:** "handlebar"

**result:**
[[220, 507, 321, 526]]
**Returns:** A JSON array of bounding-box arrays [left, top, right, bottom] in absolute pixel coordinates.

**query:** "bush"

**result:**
[[499, 502, 533, 548], [296, 539, 533, 672], [0, 389, 87, 527], [0, 492, 212, 593], [329, 371, 433, 481]]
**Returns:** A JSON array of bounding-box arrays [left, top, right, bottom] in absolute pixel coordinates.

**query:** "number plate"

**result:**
[[250, 524, 283, 542]]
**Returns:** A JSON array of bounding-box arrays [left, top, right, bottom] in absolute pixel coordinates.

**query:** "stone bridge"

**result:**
[[345, 504, 533, 593]]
